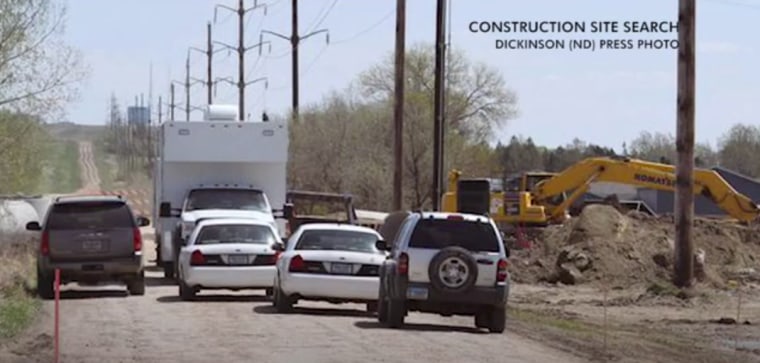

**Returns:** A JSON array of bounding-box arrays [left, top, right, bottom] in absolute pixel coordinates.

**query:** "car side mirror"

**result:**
[[159, 202, 172, 217], [375, 239, 389, 251], [136, 216, 150, 227], [273, 242, 285, 252], [25, 221, 41, 231]]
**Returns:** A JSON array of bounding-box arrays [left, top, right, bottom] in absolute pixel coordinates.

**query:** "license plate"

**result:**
[[227, 255, 248, 265], [81, 240, 103, 251], [407, 287, 429, 300], [330, 263, 352, 274]]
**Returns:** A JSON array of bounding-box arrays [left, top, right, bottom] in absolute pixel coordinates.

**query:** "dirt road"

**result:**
[[75, 141, 100, 194], [3, 234, 583, 363]]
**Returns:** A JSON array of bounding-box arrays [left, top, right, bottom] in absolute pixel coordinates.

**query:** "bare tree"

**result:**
[[0, 0, 88, 120], [718, 124, 760, 177], [358, 43, 519, 142]]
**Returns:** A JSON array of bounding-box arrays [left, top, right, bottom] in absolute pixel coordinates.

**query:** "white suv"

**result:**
[[375, 211, 510, 333]]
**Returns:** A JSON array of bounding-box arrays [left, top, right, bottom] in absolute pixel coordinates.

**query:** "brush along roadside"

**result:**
[[0, 235, 40, 341]]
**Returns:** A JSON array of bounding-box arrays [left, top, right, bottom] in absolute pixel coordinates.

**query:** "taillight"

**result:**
[[40, 231, 50, 256], [497, 258, 509, 282], [397, 252, 409, 275], [446, 214, 464, 220], [190, 250, 206, 266], [133, 227, 142, 252], [289, 254, 305, 272]]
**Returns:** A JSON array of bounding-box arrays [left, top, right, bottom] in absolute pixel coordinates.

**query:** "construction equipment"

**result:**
[[442, 156, 760, 226], [283, 191, 357, 234]]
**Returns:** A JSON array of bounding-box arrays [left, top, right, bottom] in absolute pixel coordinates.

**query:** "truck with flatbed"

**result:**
[[152, 105, 289, 278]]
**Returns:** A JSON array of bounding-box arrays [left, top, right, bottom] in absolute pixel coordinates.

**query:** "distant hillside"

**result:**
[[44, 122, 106, 142]]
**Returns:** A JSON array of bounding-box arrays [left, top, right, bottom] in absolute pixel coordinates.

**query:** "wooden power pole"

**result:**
[[432, 0, 447, 211], [169, 83, 175, 120], [392, 0, 406, 211], [674, 0, 696, 288], [189, 22, 218, 105], [215, 0, 268, 121], [261, 0, 329, 123]]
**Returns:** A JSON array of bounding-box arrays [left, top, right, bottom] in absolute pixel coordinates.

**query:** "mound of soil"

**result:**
[[510, 204, 760, 289]]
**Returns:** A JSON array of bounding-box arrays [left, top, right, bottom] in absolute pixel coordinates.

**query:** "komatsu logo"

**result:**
[[634, 173, 674, 187]]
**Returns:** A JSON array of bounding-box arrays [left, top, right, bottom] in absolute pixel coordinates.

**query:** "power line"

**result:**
[[308, 0, 338, 33], [261, 0, 330, 122], [304, 0, 333, 32], [330, 9, 394, 44], [214, 0, 269, 120]]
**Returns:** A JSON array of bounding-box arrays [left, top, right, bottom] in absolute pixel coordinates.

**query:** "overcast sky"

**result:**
[[62, 0, 759, 150]]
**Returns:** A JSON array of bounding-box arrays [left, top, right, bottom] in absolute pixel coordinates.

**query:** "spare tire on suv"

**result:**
[[427, 246, 478, 294]]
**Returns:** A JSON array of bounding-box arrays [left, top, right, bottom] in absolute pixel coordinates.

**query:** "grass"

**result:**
[[93, 138, 118, 190], [36, 139, 81, 194], [0, 239, 40, 341], [511, 307, 595, 334], [0, 285, 39, 340]]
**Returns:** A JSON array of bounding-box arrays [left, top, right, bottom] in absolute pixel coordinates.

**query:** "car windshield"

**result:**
[[185, 189, 268, 212], [195, 224, 276, 245], [408, 219, 500, 252], [295, 229, 382, 254], [46, 202, 134, 230]]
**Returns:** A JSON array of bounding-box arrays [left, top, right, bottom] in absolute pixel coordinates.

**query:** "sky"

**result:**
[[62, 0, 759, 151]]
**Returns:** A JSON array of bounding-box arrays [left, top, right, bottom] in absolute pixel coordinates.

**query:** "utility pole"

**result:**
[[215, 0, 268, 121], [262, 0, 329, 123], [191, 22, 228, 105], [158, 96, 163, 123], [674, 0, 696, 288], [169, 83, 176, 120], [392, 0, 406, 211], [184, 56, 190, 121], [432, 0, 447, 211]]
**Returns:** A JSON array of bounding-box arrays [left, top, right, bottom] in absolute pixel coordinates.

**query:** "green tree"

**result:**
[[287, 43, 518, 210]]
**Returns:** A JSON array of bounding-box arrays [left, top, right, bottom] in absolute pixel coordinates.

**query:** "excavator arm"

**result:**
[[533, 156, 760, 222]]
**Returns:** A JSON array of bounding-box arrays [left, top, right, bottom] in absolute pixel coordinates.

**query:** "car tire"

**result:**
[[366, 302, 378, 313], [474, 311, 489, 329], [487, 307, 506, 333], [377, 282, 389, 323], [386, 298, 406, 328], [127, 271, 146, 296], [171, 226, 183, 279], [37, 268, 54, 300], [427, 246, 478, 294], [163, 262, 174, 279], [178, 280, 196, 301], [272, 284, 294, 313]]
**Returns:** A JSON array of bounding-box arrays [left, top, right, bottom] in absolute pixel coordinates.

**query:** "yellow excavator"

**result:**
[[441, 156, 760, 226]]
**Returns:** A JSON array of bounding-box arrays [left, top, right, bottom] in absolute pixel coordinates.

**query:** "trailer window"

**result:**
[[185, 189, 268, 212]]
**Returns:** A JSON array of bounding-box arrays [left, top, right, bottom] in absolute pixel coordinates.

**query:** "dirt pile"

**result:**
[[511, 204, 760, 288]]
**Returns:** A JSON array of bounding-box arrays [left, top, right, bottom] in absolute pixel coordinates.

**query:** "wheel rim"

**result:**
[[437, 257, 469, 288]]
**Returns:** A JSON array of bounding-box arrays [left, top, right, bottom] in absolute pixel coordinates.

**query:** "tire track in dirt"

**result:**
[[75, 141, 101, 194]]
